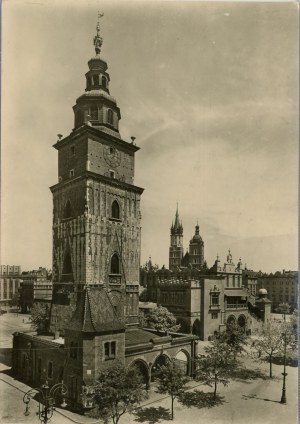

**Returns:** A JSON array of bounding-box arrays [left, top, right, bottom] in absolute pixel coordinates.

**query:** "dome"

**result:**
[[258, 288, 268, 295]]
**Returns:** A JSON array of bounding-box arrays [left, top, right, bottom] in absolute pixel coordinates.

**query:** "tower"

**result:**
[[50, 15, 143, 333], [169, 205, 184, 271], [188, 222, 204, 269]]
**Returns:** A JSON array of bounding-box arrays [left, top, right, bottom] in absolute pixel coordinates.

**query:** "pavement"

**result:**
[[0, 312, 298, 424]]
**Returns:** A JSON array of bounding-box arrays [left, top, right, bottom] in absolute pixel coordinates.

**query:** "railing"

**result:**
[[226, 303, 247, 309]]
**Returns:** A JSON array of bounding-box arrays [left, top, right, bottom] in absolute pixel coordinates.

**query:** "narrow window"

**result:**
[[211, 312, 218, 319], [110, 254, 120, 274], [69, 169, 75, 178], [107, 109, 113, 125], [47, 361, 53, 379], [110, 170, 115, 179], [70, 146, 75, 155], [111, 341, 116, 358], [111, 200, 120, 219], [87, 76, 91, 87], [104, 342, 110, 360], [91, 106, 98, 120], [93, 74, 99, 86], [64, 200, 72, 219], [102, 76, 107, 88]]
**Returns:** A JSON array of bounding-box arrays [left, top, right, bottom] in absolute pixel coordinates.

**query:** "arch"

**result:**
[[93, 74, 99, 86], [62, 251, 73, 281], [174, 349, 190, 375], [110, 253, 120, 274], [102, 76, 107, 88], [151, 354, 170, 381], [227, 315, 236, 325], [192, 319, 201, 338], [64, 200, 72, 219], [129, 359, 150, 387], [237, 314, 246, 329], [111, 200, 120, 219], [107, 109, 114, 125], [91, 106, 98, 120]]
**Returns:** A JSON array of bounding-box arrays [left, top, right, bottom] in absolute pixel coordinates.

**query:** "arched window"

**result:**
[[107, 109, 114, 125], [111, 200, 120, 219], [64, 200, 72, 219], [62, 252, 72, 275], [93, 74, 99, 86], [102, 76, 107, 88], [91, 106, 98, 120], [110, 254, 120, 274]]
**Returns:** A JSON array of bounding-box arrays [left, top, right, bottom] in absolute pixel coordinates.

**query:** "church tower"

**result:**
[[188, 222, 204, 268], [169, 205, 184, 271], [50, 15, 143, 333]]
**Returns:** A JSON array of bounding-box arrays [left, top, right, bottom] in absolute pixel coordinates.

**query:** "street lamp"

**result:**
[[277, 303, 290, 404], [23, 380, 67, 424]]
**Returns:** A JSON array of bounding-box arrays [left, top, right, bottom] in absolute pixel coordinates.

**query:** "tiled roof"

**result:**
[[125, 328, 157, 346], [65, 286, 125, 333]]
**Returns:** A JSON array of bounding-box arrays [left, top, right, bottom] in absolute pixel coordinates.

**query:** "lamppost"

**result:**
[[23, 380, 67, 423], [277, 302, 290, 404]]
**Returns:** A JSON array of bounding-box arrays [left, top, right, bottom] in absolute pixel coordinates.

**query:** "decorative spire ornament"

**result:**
[[93, 11, 104, 55]]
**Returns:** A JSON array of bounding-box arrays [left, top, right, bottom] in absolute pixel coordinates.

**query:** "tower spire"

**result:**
[[94, 11, 104, 55]]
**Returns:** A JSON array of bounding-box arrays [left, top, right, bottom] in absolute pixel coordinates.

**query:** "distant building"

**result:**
[[0, 265, 22, 307], [19, 267, 52, 313], [257, 270, 298, 312]]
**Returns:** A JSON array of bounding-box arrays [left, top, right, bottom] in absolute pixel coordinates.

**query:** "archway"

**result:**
[[174, 350, 189, 375], [151, 354, 170, 382], [192, 319, 201, 338], [130, 360, 149, 388], [227, 315, 236, 326], [237, 315, 246, 333]]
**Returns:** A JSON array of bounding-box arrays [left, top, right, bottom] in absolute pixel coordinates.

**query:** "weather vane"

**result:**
[[94, 11, 104, 55]]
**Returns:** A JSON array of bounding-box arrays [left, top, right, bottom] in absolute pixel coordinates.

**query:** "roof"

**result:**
[[125, 328, 158, 347], [65, 286, 125, 333], [225, 289, 248, 297]]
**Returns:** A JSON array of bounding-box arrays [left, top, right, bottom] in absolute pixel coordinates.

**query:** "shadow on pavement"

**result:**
[[134, 406, 172, 423], [230, 366, 269, 382], [242, 394, 281, 404], [178, 390, 225, 409], [0, 348, 12, 367]]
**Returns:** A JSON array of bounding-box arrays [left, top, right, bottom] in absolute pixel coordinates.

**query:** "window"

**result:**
[[104, 341, 116, 360], [91, 106, 98, 120], [211, 293, 219, 306], [211, 312, 218, 319], [110, 254, 120, 274], [69, 169, 74, 178], [87, 76, 91, 87], [110, 170, 115, 179], [107, 109, 113, 125], [64, 200, 72, 219], [76, 110, 83, 125], [111, 200, 120, 219], [47, 361, 53, 379], [102, 76, 107, 87], [93, 74, 99, 85], [70, 146, 75, 155]]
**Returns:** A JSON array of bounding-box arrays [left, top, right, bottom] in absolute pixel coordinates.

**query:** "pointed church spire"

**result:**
[[171, 204, 183, 235], [94, 11, 104, 55]]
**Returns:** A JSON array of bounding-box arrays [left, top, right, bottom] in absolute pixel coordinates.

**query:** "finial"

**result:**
[[94, 11, 104, 55]]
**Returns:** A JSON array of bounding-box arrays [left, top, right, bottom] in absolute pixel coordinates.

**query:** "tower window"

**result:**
[[64, 200, 73, 219], [102, 76, 107, 88], [76, 110, 83, 125], [93, 74, 99, 86], [111, 200, 120, 219], [91, 106, 98, 120], [110, 170, 115, 179], [107, 109, 113, 125], [69, 169, 75, 178], [87, 76, 91, 87], [104, 341, 116, 360], [110, 254, 120, 274], [70, 146, 75, 155]]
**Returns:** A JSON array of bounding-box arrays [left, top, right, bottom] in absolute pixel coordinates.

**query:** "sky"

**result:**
[[1, 0, 299, 273]]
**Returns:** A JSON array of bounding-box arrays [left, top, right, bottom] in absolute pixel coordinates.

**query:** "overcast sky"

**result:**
[[2, 0, 298, 273]]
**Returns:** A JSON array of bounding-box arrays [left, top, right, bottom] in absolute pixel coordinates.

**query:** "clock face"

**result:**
[[104, 146, 121, 168]]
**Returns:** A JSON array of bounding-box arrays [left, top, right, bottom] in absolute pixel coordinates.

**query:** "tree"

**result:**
[[252, 320, 285, 378], [30, 303, 50, 332], [93, 363, 148, 424], [195, 339, 235, 400], [156, 358, 189, 420], [142, 306, 181, 333], [10, 293, 20, 308], [219, 323, 248, 360]]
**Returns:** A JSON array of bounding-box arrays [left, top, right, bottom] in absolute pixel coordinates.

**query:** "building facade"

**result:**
[[12, 18, 197, 413], [0, 265, 22, 307]]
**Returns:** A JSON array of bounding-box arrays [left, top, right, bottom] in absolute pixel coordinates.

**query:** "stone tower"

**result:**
[[169, 205, 184, 271], [188, 223, 204, 269], [50, 16, 143, 333]]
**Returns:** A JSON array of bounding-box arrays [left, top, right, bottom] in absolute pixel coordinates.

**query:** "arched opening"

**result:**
[[151, 354, 170, 382], [107, 109, 114, 125], [227, 315, 236, 326], [110, 254, 120, 275], [111, 200, 120, 219], [174, 350, 189, 375], [102, 76, 107, 88], [64, 200, 72, 219], [192, 319, 201, 338], [237, 315, 246, 333], [93, 74, 99, 86], [129, 360, 149, 387], [91, 106, 98, 120], [62, 251, 73, 282]]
